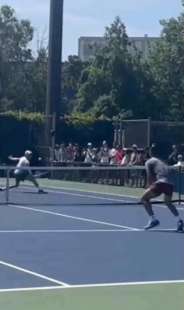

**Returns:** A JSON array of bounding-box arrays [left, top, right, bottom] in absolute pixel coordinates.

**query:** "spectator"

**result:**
[[173, 154, 184, 167], [115, 145, 124, 164], [121, 148, 131, 166], [53, 144, 60, 162], [84, 143, 95, 163], [109, 148, 117, 165], [136, 149, 145, 165], [142, 146, 151, 163], [129, 144, 139, 165], [168, 144, 178, 165], [66, 143, 74, 162], [73, 144, 81, 162], [58, 143, 66, 162], [98, 140, 110, 164]]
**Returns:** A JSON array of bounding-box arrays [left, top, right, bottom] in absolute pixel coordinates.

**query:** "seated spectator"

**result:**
[[168, 144, 178, 165]]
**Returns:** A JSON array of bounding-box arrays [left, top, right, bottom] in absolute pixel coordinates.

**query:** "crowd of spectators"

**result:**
[[50, 141, 150, 166], [50, 141, 184, 167], [45, 142, 184, 188]]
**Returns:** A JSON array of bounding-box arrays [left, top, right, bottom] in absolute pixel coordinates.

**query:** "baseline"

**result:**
[[0, 279, 184, 293]]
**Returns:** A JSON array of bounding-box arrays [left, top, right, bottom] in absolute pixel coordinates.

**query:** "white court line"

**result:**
[[0, 228, 182, 233], [42, 187, 139, 203], [0, 260, 69, 287], [0, 229, 129, 233], [33, 186, 184, 212], [0, 279, 184, 293], [0, 228, 182, 234], [9, 204, 139, 231]]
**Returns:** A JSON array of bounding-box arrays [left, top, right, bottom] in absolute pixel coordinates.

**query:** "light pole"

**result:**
[[45, 0, 64, 158]]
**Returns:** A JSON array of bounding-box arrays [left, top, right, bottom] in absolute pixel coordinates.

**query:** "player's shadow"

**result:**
[[147, 229, 184, 234]]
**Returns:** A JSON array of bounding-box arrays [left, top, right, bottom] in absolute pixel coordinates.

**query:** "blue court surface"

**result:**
[[0, 185, 183, 294]]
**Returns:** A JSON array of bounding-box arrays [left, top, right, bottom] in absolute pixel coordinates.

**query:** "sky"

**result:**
[[1, 0, 183, 60]]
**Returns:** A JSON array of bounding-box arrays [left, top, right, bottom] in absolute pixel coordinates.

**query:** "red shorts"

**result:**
[[150, 182, 173, 196]]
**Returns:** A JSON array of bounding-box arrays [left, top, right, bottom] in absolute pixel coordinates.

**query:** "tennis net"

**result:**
[[0, 165, 183, 206]]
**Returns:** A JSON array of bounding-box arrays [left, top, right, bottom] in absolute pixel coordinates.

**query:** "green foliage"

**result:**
[[0, 5, 48, 113], [75, 16, 156, 120], [62, 56, 85, 113], [0, 5, 33, 62], [1, 3, 184, 127], [0, 111, 44, 124], [148, 7, 184, 120]]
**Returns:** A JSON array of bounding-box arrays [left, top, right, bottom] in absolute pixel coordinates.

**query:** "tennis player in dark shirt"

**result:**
[[141, 146, 184, 231]]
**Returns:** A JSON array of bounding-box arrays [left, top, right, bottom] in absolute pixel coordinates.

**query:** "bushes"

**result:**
[[0, 112, 114, 162]]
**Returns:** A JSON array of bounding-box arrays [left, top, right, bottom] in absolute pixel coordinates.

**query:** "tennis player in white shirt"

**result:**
[[8, 150, 45, 193]]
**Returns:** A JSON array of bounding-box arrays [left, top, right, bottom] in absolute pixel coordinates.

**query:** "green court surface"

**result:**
[[1, 175, 182, 201], [0, 282, 184, 310], [36, 178, 182, 201]]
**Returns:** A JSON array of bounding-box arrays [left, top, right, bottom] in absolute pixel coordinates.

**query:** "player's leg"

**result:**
[[4, 174, 20, 190], [141, 187, 160, 229], [26, 173, 45, 193], [164, 194, 184, 232]]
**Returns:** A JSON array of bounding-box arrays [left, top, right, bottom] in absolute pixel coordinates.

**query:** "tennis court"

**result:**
[[0, 168, 183, 310]]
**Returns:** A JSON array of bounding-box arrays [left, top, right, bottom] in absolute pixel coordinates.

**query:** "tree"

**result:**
[[62, 55, 85, 114], [148, 2, 184, 120], [75, 17, 156, 119], [0, 5, 34, 111], [30, 47, 48, 112]]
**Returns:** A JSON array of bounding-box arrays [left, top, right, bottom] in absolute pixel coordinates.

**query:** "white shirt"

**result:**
[[14, 156, 30, 174], [174, 161, 184, 167]]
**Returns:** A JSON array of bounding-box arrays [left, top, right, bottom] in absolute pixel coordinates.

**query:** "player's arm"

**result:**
[[8, 155, 20, 161], [145, 162, 155, 186]]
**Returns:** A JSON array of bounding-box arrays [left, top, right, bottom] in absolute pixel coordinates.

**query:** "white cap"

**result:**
[[87, 142, 92, 146], [25, 150, 32, 156]]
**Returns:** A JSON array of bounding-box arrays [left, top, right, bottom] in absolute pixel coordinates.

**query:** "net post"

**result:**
[[178, 165, 182, 205], [147, 117, 151, 148], [5, 168, 10, 204]]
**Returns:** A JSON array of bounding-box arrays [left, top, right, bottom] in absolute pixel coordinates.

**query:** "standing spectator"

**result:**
[[98, 140, 110, 164], [143, 146, 151, 164], [66, 143, 74, 162], [58, 143, 66, 162], [173, 154, 184, 167], [84, 143, 95, 163], [121, 148, 131, 166], [115, 145, 124, 164], [54, 144, 60, 162], [168, 144, 178, 165], [73, 144, 81, 162], [109, 148, 117, 165], [129, 144, 139, 165], [137, 149, 145, 165]]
